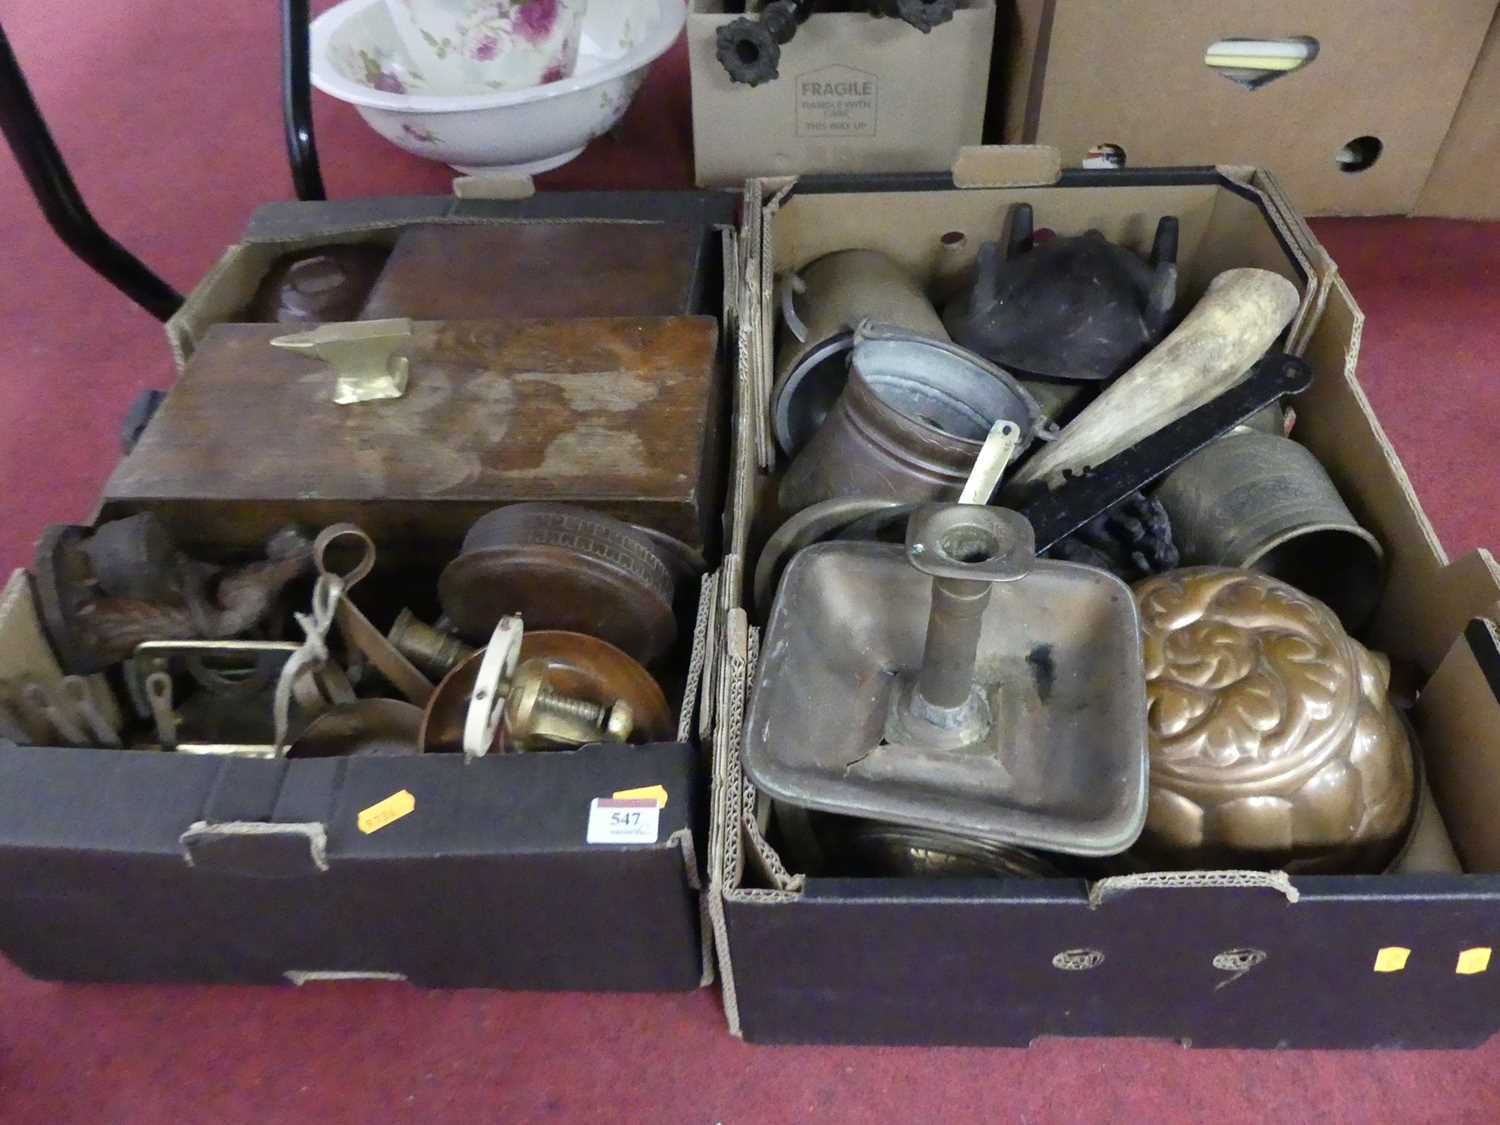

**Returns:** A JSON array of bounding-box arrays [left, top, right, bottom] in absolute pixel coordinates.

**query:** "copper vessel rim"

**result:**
[[842, 365, 988, 464], [1239, 519, 1386, 569]]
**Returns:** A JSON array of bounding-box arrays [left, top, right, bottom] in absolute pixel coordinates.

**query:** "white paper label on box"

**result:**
[[586, 798, 660, 845], [796, 65, 878, 139]]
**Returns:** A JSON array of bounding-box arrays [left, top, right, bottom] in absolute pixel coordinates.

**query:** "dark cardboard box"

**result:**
[[708, 158, 1500, 1047], [0, 191, 739, 990], [0, 735, 705, 989]]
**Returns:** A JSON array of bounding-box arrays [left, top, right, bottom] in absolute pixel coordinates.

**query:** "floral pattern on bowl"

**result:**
[[330, 41, 433, 94], [311, 0, 683, 176], [400, 122, 444, 143], [386, 0, 586, 95]]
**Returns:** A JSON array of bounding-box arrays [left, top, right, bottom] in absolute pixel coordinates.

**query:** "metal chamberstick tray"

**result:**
[[743, 541, 1148, 855]]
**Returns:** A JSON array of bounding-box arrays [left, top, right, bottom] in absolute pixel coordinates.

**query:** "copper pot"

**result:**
[[776, 328, 1044, 516], [771, 250, 951, 456], [420, 630, 672, 754]]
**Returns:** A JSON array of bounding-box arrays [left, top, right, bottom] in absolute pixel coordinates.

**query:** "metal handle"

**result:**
[[0, 21, 182, 320], [281, 0, 325, 201], [957, 420, 1021, 505], [311, 523, 435, 706]]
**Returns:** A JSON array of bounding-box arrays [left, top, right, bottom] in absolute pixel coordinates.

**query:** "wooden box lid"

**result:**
[[358, 221, 709, 321], [104, 317, 723, 550]]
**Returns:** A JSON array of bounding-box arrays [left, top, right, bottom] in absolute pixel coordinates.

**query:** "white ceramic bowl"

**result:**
[[311, 0, 684, 176], [386, 0, 588, 95]]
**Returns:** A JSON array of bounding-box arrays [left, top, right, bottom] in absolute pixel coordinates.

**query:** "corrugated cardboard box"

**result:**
[[0, 192, 737, 991], [688, 0, 996, 187], [1417, 7, 1500, 218], [999, 0, 1499, 216], [708, 155, 1500, 1047]]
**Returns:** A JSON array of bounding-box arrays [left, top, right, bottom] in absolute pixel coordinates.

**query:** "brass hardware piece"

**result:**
[[270, 318, 413, 404], [505, 666, 635, 751], [387, 610, 474, 680]]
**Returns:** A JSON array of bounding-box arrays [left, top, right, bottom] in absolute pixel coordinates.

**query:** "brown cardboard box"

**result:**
[[1417, 7, 1500, 218], [999, 0, 1499, 216], [707, 155, 1500, 1046], [687, 0, 996, 187]]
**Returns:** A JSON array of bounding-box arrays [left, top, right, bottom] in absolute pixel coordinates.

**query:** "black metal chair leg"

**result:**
[[282, 0, 326, 201], [0, 21, 183, 322]]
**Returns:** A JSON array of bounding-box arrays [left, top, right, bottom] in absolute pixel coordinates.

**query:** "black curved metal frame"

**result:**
[[0, 0, 323, 323], [0, 23, 183, 321], [281, 0, 326, 203]]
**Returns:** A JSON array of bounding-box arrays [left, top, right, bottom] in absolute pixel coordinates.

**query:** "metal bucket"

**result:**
[[1152, 429, 1384, 629], [771, 250, 950, 457], [776, 328, 1044, 515]]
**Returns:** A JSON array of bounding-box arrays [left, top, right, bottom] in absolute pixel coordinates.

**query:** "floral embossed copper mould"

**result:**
[[1131, 567, 1415, 873]]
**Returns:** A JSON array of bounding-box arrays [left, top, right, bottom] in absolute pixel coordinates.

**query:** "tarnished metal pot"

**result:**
[[772, 250, 949, 456], [776, 329, 1043, 515], [823, 819, 1064, 879], [1152, 429, 1384, 630], [286, 699, 425, 758]]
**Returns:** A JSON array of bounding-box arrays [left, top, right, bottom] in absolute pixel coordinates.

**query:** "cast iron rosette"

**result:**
[[1048, 490, 1179, 581], [871, 0, 956, 33], [716, 0, 808, 86], [717, 0, 951, 85]]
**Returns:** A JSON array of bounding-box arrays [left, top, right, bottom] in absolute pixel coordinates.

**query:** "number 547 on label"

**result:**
[[586, 797, 660, 844]]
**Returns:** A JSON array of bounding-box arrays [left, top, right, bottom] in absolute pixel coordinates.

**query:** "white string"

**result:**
[[272, 573, 345, 754]]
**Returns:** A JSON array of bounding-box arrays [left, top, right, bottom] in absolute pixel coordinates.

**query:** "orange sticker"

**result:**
[[612, 784, 668, 808], [358, 789, 415, 834]]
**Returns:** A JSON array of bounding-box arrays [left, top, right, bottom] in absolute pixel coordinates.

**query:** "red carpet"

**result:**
[[3, 2, 1500, 1121]]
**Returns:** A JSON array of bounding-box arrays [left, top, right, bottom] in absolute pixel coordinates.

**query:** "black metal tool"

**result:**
[[834, 353, 1312, 549], [0, 21, 182, 321], [1023, 353, 1312, 551]]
